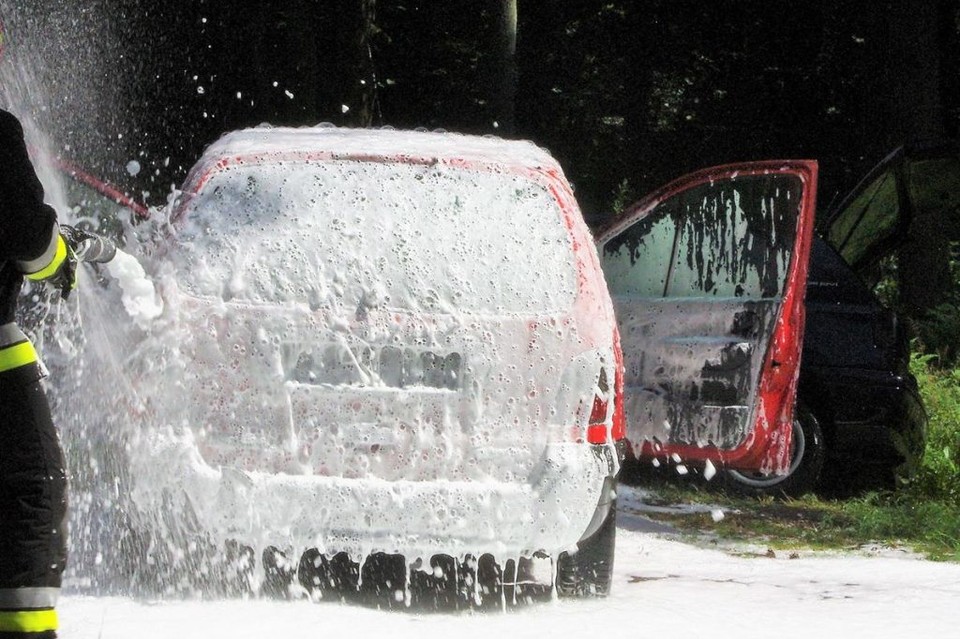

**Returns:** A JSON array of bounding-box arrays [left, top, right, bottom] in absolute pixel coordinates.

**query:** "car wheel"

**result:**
[[555, 499, 616, 597], [725, 404, 825, 498]]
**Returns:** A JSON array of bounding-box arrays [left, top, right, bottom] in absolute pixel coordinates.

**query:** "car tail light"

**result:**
[[559, 348, 621, 445], [586, 368, 611, 444]]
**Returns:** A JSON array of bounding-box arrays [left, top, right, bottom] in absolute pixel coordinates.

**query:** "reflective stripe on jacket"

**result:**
[[0, 322, 38, 372], [18, 225, 67, 282]]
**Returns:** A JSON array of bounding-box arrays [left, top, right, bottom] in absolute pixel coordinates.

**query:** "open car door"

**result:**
[[597, 161, 818, 474], [824, 141, 960, 287]]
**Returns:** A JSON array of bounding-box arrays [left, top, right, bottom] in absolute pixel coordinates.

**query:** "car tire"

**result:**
[[724, 404, 825, 498], [555, 499, 616, 597]]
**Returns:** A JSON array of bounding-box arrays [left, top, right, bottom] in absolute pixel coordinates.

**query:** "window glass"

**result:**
[[827, 170, 899, 267], [667, 176, 800, 298], [601, 211, 676, 298], [174, 160, 578, 314], [603, 173, 802, 301]]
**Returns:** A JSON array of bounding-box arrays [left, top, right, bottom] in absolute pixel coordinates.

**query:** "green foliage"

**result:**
[[872, 253, 899, 309], [918, 297, 960, 363], [906, 353, 960, 504], [874, 244, 960, 366], [841, 494, 960, 561], [917, 294, 960, 366], [636, 480, 960, 561], [913, 243, 960, 365], [609, 178, 637, 218]]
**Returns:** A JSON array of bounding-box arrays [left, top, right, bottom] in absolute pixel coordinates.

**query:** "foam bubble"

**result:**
[[105, 249, 164, 326]]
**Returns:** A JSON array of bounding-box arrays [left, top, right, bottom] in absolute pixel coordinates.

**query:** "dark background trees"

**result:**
[[100, 1, 960, 222], [2, 0, 960, 319]]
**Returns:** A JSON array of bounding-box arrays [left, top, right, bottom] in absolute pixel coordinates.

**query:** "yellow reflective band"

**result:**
[[0, 609, 58, 633], [0, 341, 39, 372], [26, 235, 67, 281]]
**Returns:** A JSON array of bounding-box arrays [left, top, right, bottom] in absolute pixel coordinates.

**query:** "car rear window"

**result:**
[[173, 159, 578, 314]]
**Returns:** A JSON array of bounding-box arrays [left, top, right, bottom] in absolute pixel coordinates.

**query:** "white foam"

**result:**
[[25, 125, 619, 595], [105, 249, 164, 326]]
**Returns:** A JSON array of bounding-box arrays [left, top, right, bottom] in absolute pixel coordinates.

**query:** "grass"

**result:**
[[626, 477, 960, 561], [623, 353, 960, 562], [908, 353, 960, 502]]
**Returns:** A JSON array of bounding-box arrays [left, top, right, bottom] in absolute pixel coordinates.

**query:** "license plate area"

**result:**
[[286, 342, 462, 390]]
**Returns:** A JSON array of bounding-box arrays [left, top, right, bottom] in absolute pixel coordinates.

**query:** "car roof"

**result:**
[[187, 125, 563, 185]]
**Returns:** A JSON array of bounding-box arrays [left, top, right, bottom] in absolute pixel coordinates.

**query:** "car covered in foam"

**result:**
[[118, 125, 624, 598]]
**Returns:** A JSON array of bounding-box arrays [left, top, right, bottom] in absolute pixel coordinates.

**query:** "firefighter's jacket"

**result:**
[[0, 107, 68, 638], [0, 108, 64, 375]]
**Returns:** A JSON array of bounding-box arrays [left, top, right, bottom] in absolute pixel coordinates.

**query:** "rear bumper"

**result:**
[[130, 437, 620, 561]]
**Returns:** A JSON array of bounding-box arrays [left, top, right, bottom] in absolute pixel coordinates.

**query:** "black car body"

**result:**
[[799, 143, 959, 488], [800, 235, 925, 485]]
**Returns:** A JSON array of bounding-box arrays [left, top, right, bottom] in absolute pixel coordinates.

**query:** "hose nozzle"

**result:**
[[61, 224, 117, 263], [75, 235, 118, 264]]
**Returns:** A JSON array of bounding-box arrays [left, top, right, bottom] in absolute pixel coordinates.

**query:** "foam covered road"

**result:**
[[61, 488, 960, 639]]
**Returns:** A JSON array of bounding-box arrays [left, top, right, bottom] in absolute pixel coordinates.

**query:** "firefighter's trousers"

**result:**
[[0, 362, 67, 639]]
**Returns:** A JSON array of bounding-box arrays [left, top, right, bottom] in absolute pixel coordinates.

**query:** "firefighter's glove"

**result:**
[[48, 237, 78, 300]]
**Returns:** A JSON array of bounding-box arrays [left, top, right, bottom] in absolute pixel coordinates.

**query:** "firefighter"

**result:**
[[0, 29, 78, 639]]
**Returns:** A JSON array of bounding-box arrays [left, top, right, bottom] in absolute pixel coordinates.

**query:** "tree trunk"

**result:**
[[280, 0, 321, 123], [491, 0, 518, 134], [347, 0, 379, 126], [885, 0, 951, 318]]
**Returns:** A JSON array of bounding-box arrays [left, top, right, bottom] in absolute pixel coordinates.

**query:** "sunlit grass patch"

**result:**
[[625, 481, 958, 560]]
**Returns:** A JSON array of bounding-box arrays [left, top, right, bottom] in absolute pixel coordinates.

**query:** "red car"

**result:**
[[88, 126, 626, 599]]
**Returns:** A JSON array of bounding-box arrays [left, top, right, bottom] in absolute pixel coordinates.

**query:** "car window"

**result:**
[[600, 211, 676, 297], [603, 174, 802, 299], [174, 159, 578, 314], [826, 169, 899, 268]]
